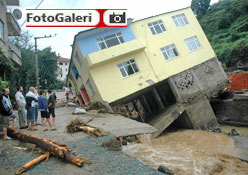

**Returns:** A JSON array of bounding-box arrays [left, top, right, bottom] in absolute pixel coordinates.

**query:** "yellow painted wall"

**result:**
[[72, 41, 103, 102], [130, 7, 216, 81], [90, 51, 158, 103], [70, 7, 216, 104]]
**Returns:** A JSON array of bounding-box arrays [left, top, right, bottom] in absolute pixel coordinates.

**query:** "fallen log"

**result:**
[[16, 152, 50, 175], [67, 118, 109, 137], [7, 127, 91, 167]]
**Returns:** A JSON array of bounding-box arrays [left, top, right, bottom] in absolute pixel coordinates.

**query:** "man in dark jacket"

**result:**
[[48, 90, 56, 126], [0, 88, 16, 140]]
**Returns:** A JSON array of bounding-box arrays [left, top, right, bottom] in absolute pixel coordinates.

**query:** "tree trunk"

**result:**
[[16, 152, 50, 175], [7, 127, 91, 167]]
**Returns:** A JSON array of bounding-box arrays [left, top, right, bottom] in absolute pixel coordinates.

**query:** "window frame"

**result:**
[[147, 20, 166, 35], [160, 44, 180, 61], [75, 51, 82, 66], [117, 58, 140, 78], [0, 19, 4, 40], [184, 36, 201, 51], [87, 79, 95, 96], [172, 13, 189, 27], [96, 32, 125, 50]]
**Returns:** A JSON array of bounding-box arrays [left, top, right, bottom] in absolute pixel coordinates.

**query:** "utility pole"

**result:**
[[34, 34, 56, 92]]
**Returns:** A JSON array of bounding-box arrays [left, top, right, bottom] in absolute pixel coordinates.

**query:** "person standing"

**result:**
[[15, 86, 27, 129], [0, 88, 16, 140], [48, 90, 56, 126], [34, 88, 39, 126], [38, 90, 53, 131], [25, 87, 38, 131]]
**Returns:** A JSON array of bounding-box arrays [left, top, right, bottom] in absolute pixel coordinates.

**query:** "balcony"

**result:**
[[86, 39, 146, 68], [6, 13, 21, 36], [8, 40, 22, 66]]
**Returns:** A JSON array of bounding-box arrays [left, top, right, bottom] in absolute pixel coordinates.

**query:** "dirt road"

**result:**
[[0, 106, 161, 175]]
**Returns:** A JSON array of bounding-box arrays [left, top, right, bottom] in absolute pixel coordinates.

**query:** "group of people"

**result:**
[[0, 86, 57, 140]]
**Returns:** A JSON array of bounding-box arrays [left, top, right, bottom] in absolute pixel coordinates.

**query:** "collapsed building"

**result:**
[[67, 7, 228, 138]]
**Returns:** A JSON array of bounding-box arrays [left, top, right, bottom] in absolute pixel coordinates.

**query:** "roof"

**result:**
[[74, 6, 191, 39], [58, 57, 70, 63]]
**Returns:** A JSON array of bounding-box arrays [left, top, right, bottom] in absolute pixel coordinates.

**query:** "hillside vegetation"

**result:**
[[198, 0, 248, 68]]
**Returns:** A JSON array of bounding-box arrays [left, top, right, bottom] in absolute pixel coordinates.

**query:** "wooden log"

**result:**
[[7, 127, 91, 167], [16, 152, 50, 175]]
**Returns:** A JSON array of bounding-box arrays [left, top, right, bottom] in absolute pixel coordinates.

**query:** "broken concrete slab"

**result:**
[[149, 104, 185, 138], [79, 113, 157, 137]]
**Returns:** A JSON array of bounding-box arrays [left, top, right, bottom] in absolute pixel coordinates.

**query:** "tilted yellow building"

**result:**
[[68, 7, 228, 137]]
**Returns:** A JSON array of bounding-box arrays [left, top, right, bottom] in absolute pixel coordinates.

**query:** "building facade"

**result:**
[[0, 0, 22, 80], [67, 7, 228, 136], [57, 57, 70, 81]]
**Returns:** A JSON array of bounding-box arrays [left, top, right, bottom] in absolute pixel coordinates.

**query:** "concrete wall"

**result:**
[[168, 57, 229, 103], [0, 0, 8, 56], [184, 97, 218, 129]]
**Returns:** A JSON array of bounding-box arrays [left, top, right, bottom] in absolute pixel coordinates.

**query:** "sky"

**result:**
[[10, 0, 219, 59]]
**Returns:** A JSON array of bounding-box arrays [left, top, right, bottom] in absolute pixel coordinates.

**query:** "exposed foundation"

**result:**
[[109, 57, 229, 138]]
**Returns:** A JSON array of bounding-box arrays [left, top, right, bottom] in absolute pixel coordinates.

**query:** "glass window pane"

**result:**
[[132, 63, 139, 73], [154, 25, 162, 34], [150, 27, 156, 35], [152, 21, 158, 25], [117, 63, 123, 68], [119, 36, 124, 43], [0, 20, 3, 39], [173, 48, 178, 56], [98, 42, 106, 49], [120, 68, 127, 77], [125, 65, 134, 75], [148, 23, 152, 27], [116, 32, 121, 36], [105, 38, 120, 48], [163, 52, 169, 60], [103, 34, 116, 40], [160, 24, 166, 32], [96, 38, 103, 42], [130, 59, 135, 63]]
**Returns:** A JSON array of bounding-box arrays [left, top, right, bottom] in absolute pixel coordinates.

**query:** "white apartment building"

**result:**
[[57, 57, 70, 81]]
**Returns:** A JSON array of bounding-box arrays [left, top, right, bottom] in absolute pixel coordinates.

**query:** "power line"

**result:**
[[21, 0, 45, 27]]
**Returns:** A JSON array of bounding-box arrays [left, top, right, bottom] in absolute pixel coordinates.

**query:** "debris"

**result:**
[[72, 108, 87, 115], [68, 102, 77, 106], [158, 165, 174, 175], [85, 102, 108, 111], [201, 125, 222, 133], [101, 137, 121, 151], [228, 129, 242, 136], [66, 118, 109, 137], [7, 127, 91, 167], [16, 152, 50, 175]]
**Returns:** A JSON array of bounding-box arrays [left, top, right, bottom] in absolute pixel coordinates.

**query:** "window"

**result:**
[[172, 14, 188, 27], [75, 52, 82, 66], [65, 63, 67, 66], [87, 80, 95, 96], [117, 59, 139, 78], [96, 32, 124, 50], [184, 36, 201, 51], [147, 20, 166, 35], [160, 44, 179, 61], [66, 68, 67, 71], [0, 20, 3, 40], [59, 62, 63, 65]]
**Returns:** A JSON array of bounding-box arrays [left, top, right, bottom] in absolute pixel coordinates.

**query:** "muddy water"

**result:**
[[122, 129, 248, 175]]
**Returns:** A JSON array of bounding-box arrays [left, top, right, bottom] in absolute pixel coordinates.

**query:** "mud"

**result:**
[[123, 129, 248, 175]]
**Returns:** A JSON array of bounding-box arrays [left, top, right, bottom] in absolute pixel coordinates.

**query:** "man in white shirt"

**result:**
[[15, 86, 27, 129], [25, 87, 38, 130]]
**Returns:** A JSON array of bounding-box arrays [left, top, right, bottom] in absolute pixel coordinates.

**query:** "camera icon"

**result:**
[[109, 12, 126, 23]]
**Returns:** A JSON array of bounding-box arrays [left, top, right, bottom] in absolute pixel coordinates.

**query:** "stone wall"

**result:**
[[168, 57, 229, 103]]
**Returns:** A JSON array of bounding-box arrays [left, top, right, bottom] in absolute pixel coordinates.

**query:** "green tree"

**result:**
[[191, 0, 211, 18], [38, 47, 59, 90]]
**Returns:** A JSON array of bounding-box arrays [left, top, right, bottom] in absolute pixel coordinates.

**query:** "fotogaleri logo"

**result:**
[[26, 9, 127, 27]]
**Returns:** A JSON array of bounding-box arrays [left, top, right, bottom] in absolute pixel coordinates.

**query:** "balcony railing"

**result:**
[[86, 39, 146, 68], [8, 40, 22, 66]]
